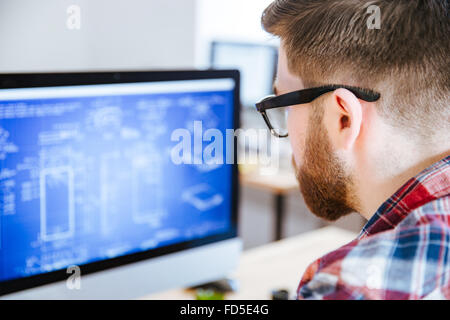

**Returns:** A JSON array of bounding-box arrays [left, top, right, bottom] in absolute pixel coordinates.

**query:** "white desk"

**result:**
[[143, 226, 357, 300]]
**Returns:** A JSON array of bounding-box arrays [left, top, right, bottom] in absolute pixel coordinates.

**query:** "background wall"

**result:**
[[0, 0, 196, 72]]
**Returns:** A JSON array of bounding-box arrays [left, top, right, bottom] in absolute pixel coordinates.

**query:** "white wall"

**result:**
[[0, 0, 196, 72], [0, 0, 276, 71]]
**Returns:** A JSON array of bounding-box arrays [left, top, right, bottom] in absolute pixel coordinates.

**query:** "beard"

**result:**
[[292, 110, 358, 221]]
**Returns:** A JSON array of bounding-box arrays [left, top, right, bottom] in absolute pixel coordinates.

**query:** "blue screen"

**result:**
[[0, 79, 235, 282]]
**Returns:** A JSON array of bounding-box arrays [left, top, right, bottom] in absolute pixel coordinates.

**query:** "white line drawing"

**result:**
[[120, 127, 141, 140], [39, 166, 75, 242], [99, 157, 109, 236], [190, 102, 219, 129], [99, 152, 121, 236], [140, 238, 158, 250], [131, 153, 165, 226], [137, 98, 170, 139], [137, 98, 170, 122], [86, 104, 123, 140], [181, 184, 224, 211], [195, 162, 223, 173], [0, 127, 18, 160]]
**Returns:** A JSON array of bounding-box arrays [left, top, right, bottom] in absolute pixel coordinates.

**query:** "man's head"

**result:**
[[262, 0, 450, 220]]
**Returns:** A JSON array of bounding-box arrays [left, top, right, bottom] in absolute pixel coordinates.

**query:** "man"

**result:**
[[256, 0, 450, 299]]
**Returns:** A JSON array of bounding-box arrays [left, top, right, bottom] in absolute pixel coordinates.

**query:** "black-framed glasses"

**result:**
[[255, 85, 381, 138]]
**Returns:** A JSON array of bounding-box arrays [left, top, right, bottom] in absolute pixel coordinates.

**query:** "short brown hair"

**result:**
[[262, 0, 449, 138]]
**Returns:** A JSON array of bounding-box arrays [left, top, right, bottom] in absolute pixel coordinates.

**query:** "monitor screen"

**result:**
[[0, 72, 238, 291], [210, 41, 277, 108]]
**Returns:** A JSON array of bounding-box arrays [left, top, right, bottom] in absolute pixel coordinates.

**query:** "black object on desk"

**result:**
[[271, 289, 290, 300]]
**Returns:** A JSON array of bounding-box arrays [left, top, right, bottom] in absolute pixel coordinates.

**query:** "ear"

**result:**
[[323, 88, 363, 150]]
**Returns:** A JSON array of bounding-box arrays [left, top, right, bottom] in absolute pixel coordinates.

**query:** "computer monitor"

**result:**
[[0, 70, 241, 299], [210, 41, 277, 108]]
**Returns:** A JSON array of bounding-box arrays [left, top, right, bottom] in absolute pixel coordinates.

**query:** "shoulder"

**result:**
[[298, 203, 450, 299]]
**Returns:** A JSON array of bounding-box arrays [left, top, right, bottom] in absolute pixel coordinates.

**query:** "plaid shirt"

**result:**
[[297, 155, 450, 300]]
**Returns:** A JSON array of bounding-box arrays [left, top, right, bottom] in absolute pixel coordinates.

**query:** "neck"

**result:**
[[355, 149, 450, 221]]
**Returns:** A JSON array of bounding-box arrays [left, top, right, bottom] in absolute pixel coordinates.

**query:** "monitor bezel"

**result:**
[[0, 70, 240, 296]]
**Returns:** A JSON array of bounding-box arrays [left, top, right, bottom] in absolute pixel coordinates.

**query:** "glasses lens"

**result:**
[[265, 107, 289, 137]]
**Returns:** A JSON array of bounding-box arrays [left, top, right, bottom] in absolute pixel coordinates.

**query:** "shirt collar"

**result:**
[[359, 155, 450, 239]]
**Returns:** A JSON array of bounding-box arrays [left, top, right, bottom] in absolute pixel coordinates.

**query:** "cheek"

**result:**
[[287, 106, 309, 166]]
